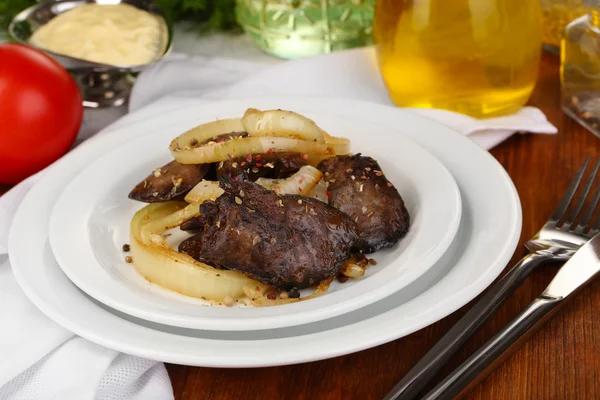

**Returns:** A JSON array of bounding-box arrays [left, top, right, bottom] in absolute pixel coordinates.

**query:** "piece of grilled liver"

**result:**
[[129, 132, 250, 203], [179, 152, 309, 231], [216, 152, 308, 181], [178, 178, 358, 290], [179, 215, 203, 232], [128, 160, 210, 203], [318, 154, 410, 253]]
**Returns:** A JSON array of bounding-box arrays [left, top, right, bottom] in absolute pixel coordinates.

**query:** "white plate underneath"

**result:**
[[48, 111, 460, 331], [9, 97, 521, 367]]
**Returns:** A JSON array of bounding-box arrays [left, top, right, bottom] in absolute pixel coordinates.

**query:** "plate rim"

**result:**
[[48, 111, 462, 331], [8, 96, 521, 367]]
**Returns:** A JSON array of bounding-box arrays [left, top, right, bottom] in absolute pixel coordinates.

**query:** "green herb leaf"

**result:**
[[0, 0, 238, 32], [0, 0, 35, 31]]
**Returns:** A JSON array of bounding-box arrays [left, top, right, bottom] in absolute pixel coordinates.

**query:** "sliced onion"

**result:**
[[130, 202, 267, 302], [184, 180, 224, 204], [308, 178, 328, 203], [242, 109, 350, 155], [324, 132, 351, 155], [340, 255, 370, 278], [342, 263, 366, 277], [185, 167, 322, 205], [303, 153, 332, 168], [140, 202, 199, 241], [242, 108, 326, 142], [169, 118, 244, 152], [169, 111, 349, 164], [255, 165, 322, 196], [171, 136, 330, 164]]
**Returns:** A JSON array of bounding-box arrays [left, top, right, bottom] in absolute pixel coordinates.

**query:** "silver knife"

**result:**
[[419, 232, 600, 400]]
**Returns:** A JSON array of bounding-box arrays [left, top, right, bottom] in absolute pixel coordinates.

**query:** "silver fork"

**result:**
[[384, 157, 600, 400]]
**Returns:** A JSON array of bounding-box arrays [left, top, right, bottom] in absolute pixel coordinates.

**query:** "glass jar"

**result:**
[[236, 0, 374, 59], [561, 1, 600, 137], [541, 0, 586, 49], [373, 0, 542, 118]]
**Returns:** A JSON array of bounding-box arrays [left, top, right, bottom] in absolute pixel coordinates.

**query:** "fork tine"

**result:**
[[580, 185, 600, 232], [550, 157, 590, 223], [566, 159, 600, 229]]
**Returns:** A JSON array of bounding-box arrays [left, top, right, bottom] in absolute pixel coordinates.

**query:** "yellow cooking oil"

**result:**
[[374, 0, 542, 118]]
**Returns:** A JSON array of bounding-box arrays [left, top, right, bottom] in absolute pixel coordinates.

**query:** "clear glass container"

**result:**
[[236, 0, 374, 59], [373, 0, 542, 118], [541, 0, 586, 49], [561, 1, 600, 136]]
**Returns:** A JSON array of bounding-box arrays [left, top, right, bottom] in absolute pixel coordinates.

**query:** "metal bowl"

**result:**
[[9, 0, 173, 108]]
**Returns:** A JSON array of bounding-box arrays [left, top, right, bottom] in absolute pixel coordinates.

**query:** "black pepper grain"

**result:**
[[122, 244, 130, 252]]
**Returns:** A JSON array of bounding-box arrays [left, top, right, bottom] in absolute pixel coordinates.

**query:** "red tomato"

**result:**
[[0, 43, 83, 184]]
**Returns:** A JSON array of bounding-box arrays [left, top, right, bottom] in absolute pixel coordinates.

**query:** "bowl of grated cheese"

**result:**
[[9, 0, 173, 108]]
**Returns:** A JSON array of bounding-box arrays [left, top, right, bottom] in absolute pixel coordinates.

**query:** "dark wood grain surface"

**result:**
[[2, 52, 598, 400]]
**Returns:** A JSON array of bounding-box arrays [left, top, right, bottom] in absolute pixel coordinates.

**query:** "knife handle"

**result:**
[[383, 253, 552, 400], [421, 295, 563, 400]]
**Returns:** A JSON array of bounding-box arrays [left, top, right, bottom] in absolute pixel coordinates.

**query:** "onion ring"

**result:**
[[169, 118, 244, 152], [130, 202, 265, 302], [308, 178, 328, 203], [242, 108, 326, 142], [254, 165, 322, 196], [171, 136, 330, 164], [324, 132, 351, 155]]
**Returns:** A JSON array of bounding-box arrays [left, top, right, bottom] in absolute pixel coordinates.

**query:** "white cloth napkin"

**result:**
[[130, 47, 557, 149], [0, 111, 176, 399], [0, 45, 556, 400]]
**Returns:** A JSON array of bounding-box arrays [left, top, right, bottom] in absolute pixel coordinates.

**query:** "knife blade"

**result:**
[[543, 232, 600, 298]]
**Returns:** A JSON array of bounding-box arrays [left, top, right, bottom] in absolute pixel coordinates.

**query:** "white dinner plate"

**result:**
[[49, 111, 461, 331], [9, 97, 521, 367]]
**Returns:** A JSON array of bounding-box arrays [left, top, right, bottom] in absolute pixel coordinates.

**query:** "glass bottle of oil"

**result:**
[[373, 0, 542, 118], [561, 0, 600, 137]]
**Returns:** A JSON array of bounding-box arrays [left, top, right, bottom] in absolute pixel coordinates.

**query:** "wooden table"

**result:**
[[3, 52, 598, 399]]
